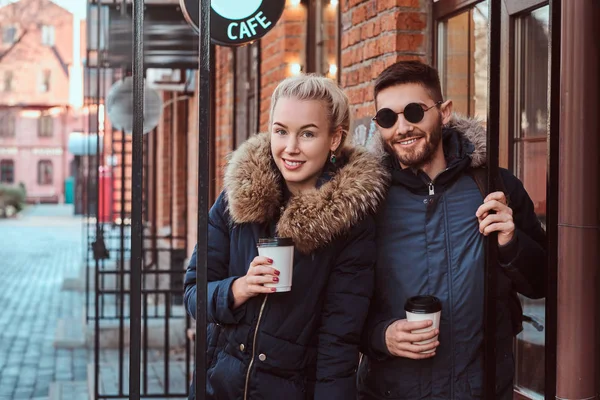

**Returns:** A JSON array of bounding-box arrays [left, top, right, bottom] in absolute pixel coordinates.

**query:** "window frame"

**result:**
[[232, 41, 261, 149], [0, 112, 15, 138], [38, 114, 54, 137], [0, 159, 15, 183], [433, 1, 556, 399], [39, 69, 51, 93], [3, 70, 13, 92], [305, 0, 341, 82], [2, 26, 16, 45], [37, 159, 53, 185], [41, 25, 55, 46]]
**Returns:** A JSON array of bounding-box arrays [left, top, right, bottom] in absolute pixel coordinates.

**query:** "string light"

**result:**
[[330, 0, 338, 6], [328, 64, 338, 76], [290, 63, 302, 75]]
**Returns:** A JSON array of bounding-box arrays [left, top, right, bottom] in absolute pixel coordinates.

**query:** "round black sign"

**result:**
[[180, 0, 286, 47]]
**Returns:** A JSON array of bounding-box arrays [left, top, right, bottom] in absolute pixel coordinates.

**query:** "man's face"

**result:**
[[375, 83, 452, 169]]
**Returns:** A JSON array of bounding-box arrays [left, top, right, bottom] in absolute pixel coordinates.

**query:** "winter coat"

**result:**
[[357, 117, 547, 400], [184, 132, 389, 400]]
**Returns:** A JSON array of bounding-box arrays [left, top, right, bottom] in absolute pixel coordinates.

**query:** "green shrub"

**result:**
[[0, 184, 26, 213]]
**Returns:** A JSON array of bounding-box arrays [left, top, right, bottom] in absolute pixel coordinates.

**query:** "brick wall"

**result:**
[[259, 2, 306, 131], [341, 0, 431, 120]]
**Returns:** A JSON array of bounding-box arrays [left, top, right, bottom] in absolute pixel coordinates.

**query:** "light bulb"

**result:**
[[290, 63, 302, 75]]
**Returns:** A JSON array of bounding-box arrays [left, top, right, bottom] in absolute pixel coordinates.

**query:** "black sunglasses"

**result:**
[[373, 101, 442, 129]]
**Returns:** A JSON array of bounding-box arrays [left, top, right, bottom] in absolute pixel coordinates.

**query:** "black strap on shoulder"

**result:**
[[467, 167, 510, 207]]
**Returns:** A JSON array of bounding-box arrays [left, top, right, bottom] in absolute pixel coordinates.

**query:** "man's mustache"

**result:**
[[392, 133, 426, 144]]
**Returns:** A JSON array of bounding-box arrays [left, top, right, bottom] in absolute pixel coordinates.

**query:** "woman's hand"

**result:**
[[231, 256, 280, 308]]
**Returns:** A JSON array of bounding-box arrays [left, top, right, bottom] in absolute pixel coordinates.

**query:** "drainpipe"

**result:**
[[556, 1, 600, 399]]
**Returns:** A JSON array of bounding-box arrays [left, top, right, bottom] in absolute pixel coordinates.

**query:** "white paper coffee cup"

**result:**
[[257, 237, 294, 292], [404, 295, 442, 353]]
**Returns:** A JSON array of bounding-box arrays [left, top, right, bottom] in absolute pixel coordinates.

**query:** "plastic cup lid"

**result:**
[[404, 295, 442, 314], [257, 237, 294, 247]]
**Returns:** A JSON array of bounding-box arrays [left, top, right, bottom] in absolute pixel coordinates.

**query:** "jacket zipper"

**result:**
[[243, 294, 269, 400], [426, 167, 449, 196]]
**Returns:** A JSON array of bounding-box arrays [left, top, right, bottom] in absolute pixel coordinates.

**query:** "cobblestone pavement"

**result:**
[[0, 205, 87, 400]]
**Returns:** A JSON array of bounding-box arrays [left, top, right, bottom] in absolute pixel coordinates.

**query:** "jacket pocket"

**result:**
[[357, 357, 422, 399], [207, 348, 246, 400], [252, 369, 308, 400]]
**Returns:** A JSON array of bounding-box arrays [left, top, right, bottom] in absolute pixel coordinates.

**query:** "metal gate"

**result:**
[[83, 1, 194, 398]]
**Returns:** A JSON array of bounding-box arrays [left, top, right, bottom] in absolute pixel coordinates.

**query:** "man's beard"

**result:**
[[385, 124, 443, 170]]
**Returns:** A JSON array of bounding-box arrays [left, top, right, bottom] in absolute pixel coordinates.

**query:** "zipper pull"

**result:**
[[428, 182, 435, 196]]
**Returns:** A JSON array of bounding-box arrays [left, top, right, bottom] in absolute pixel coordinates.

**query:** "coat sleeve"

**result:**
[[497, 169, 547, 299], [314, 216, 376, 400], [183, 191, 247, 325]]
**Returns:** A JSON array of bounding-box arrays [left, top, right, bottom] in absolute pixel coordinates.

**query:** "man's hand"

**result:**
[[385, 319, 439, 359], [476, 191, 515, 246]]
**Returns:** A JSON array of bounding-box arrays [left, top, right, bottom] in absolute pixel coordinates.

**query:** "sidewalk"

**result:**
[[0, 205, 87, 400]]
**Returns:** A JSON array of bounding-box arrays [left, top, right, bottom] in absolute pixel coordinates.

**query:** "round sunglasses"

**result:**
[[372, 101, 442, 129]]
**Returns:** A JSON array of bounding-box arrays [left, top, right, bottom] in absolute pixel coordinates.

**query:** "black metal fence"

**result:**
[[83, 1, 193, 398]]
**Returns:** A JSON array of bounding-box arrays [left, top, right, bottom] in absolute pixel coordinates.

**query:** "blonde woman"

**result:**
[[184, 74, 389, 399]]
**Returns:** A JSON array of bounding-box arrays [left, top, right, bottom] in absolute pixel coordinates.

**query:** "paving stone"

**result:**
[[0, 206, 87, 399]]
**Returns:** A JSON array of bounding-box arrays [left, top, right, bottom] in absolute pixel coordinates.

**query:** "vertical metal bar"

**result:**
[[143, 290, 148, 395], [118, 2, 128, 396], [183, 97, 191, 397], [545, 1, 560, 397], [195, 0, 210, 398], [164, 294, 171, 394], [129, 0, 144, 397], [484, 0, 501, 398], [94, 3, 103, 398], [118, 124, 126, 394]]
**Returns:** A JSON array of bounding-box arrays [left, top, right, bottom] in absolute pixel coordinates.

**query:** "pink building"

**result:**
[[0, 0, 84, 203]]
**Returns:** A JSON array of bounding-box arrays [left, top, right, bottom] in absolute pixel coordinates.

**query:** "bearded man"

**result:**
[[358, 61, 547, 400]]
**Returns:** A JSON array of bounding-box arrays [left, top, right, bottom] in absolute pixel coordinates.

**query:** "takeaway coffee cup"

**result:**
[[404, 295, 442, 353], [257, 237, 294, 292]]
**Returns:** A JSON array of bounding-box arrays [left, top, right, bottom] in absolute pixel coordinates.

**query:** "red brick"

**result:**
[[396, 12, 427, 31], [377, 0, 421, 12]]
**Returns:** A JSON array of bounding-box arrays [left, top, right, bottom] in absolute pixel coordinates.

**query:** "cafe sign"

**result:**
[[180, 0, 286, 46]]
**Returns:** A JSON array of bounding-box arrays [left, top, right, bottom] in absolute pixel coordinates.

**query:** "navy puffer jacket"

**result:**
[[358, 117, 547, 400], [184, 132, 389, 400]]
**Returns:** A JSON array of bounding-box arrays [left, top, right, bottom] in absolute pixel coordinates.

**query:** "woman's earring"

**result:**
[[330, 152, 337, 164]]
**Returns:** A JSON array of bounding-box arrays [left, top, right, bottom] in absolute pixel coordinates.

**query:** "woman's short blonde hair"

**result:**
[[269, 74, 351, 140]]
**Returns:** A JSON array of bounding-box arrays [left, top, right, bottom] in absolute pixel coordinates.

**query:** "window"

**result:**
[[512, 5, 550, 400], [3, 71, 13, 92], [234, 42, 260, 147], [37, 160, 53, 185], [306, 0, 340, 81], [0, 112, 15, 137], [41, 25, 55, 46], [39, 70, 51, 92], [437, 1, 489, 121], [0, 160, 14, 183], [2, 26, 16, 44], [38, 115, 53, 137]]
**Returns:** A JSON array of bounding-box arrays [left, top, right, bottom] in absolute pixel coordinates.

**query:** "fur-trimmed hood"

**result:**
[[368, 114, 487, 168], [223, 133, 390, 254]]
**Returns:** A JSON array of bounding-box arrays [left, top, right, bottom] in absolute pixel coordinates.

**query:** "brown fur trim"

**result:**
[[367, 114, 487, 168], [224, 132, 390, 254], [445, 114, 487, 168]]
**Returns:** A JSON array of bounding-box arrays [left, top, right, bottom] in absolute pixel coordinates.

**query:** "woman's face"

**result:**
[[270, 97, 342, 194]]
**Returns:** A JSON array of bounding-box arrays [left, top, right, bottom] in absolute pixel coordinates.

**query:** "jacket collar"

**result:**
[[224, 132, 390, 254]]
